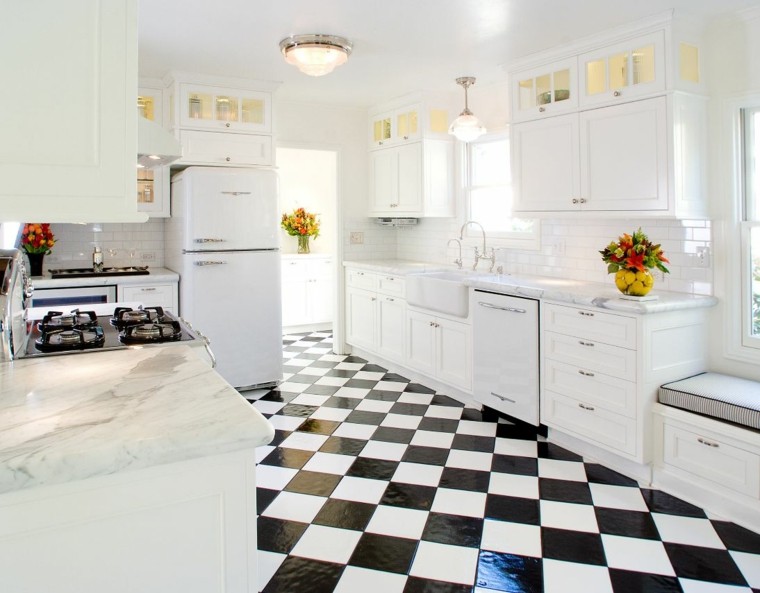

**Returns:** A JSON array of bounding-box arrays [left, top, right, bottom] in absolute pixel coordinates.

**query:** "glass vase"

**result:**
[[614, 268, 654, 296], [297, 235, 310, 254]]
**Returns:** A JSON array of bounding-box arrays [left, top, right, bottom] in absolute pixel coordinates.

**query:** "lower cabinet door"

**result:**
[[346, 287, 376, 351], [437, 317, 472, 392], [377, 297, 406, 362], [308, 277, 333, 324], [406, 310, 436, 375], [281, 279, 308, 326]]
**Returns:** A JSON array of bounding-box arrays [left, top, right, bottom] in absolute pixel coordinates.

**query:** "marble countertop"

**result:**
[[342, 259, 717, 314], [32, 267, 179, 289], [0, 346, 274, 495]]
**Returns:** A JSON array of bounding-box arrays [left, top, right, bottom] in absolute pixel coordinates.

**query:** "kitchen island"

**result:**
[[0, 345, 273, 592]]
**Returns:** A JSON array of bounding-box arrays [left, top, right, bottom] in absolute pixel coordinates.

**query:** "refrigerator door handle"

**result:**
[[194, 260, 228, 266], [194, 238, 226, 244], [220, 191, 252, 196]]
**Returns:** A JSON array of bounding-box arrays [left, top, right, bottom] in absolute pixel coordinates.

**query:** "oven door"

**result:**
[[31, 286, 117, 308]]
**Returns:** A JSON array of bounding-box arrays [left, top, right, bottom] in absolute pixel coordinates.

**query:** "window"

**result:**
[[742, 106, 760, 349], [464, 132, 539, 248]]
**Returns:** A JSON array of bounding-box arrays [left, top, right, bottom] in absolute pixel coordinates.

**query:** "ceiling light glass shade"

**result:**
[[449, 76, 487, 142], [279, 34, 352, 77]]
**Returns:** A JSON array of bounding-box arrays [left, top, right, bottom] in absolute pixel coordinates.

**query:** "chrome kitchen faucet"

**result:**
[[459, 220, 495, 272]]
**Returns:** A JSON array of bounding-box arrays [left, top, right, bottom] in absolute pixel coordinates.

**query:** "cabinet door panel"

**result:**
[[580, 97, 668, 211], [370, 149, 397, 212], [346, 288, 376, 351], [406, 310, 436, 375], [377, 297, 406, 362], [396, 143, 422, 212], [309, 278, 333, 324], [437, 318, 472, 391]]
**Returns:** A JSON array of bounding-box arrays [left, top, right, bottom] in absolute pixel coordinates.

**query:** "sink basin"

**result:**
[[406, 270, 474, 317]]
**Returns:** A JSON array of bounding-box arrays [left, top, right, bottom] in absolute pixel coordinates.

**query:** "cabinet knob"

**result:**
[[379, 141, 384, 145], [572, 198, 579, 204], [225, 122, 231, 128], [403, 136, 409, 140], [579, 198, 587, 204], [387, 297, 395, 302], [539, 106, 546, 113], [613, 90, 622, 97], [225, 157, 231, 162], [371, 297, 377, 301]]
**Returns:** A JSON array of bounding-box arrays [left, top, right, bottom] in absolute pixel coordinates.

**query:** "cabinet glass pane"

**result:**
[[188, 93, 212, 120], [242, 98, 264, 124], [586, 60, 607, 95], [137, 95, 155, 121], [609, 52, 629, 90], [518, 79, 534, 110], [536, 74, 551, 106], [429, 109, 448, 133], [553, 69, 570, 102], [373, 117, 391, 142], [633, 44, 655, 85], [398, 113, 408, 137], [137, 169, 155, 204], [215, 95, 238, 122], [409, 111, 418, 135], [679, 43, 700, 84]]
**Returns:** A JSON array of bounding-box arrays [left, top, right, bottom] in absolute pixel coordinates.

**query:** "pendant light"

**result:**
[[449, 77, 487, 142], [279, 34, 353, 77]]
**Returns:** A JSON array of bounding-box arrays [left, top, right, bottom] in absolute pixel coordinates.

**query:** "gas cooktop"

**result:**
[[48, 267, 150, 278]]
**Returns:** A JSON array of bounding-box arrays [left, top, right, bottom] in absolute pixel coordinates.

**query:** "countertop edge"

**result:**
[[32, 267, 180, 289]]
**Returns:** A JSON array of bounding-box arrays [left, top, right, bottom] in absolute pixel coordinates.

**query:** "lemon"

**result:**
[[643, 274, 654, 287], [615, 277, 628, 291], [629, 280, 645, 295], [635, 270, 647, 282], [615, 269, 627, 280], [623, 271, 636, 286]]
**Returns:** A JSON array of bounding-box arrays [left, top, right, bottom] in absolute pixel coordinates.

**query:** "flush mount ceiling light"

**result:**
[[279, 34, 353, 77], [449, 76, 487, 142]]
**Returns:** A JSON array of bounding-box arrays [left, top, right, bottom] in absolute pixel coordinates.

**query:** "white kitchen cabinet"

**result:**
[[407, 309, 472, 392], [377, 295, 407, 362], [178, 129, 273, 167], [281, 255, 333, 329], [119, 281, 178, 312], [137, 82, 170, 218], [0, 0, 145, 224], [511, 57, 578, 123], [369, 140, 454, 217], [176, 84, 271, 134], [368, 100, 449, 149]]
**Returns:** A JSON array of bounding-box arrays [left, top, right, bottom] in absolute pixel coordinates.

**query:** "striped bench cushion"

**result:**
[[658, 372, 760, 431]]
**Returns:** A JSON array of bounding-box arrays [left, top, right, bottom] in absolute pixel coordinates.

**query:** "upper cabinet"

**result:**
[[511, 58, 579, 123], [164, 72, 277, 167], [368, 97, 451, 149], [0, 0, 145, 223], [137, 81, 170, 218]]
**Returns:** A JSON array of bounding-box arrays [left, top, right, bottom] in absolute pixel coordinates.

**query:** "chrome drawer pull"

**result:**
[[194, 261, 227, 266], [220, 191, 252, 196], [578, 340, 594, 347], [194, 238, 226, 243], [386, 298, 395, 302], [578, 311, 595, 317], [578, 370, 595, 377], [697, 437, 720, 448], [578, 403, 595, 411], [491, 392, 516, 404], [478, 302, 526, 314], [140, 287, 156, 292]]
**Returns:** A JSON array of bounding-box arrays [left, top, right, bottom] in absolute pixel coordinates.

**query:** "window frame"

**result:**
[[740, 106, 760, 351]]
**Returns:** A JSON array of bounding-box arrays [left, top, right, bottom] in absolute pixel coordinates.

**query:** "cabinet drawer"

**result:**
[[543, 358, 636, 417], [346, 269, 378, 291], [120, 284, 176, 311], [307, 257, 333, 279], [542, 303, 636, 348], [544, 330, 635, 381], [543, 390, 637, 456], [178, 130, 273, 166], [377, 274, 405, 297], [662, 422, 760, 497], [281, 258, 309, 281]]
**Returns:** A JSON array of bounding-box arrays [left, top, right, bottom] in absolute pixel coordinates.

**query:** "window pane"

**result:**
[[471, 140, 510, 186], [751, 226, 760, 338], [470, 187, 511, 232], [746, 108, 760, 221]]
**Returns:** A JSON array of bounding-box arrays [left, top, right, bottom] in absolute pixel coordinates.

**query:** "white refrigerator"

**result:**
[[166, 166, 283, 390]]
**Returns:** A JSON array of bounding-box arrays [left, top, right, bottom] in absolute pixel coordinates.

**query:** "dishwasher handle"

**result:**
[[478, 301, 526, 314]]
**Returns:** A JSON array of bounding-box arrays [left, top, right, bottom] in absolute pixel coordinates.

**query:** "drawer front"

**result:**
[[179, 130, 273, 166], [377, 274, 405, 298], [544, 331, 635, 381], [346, 269, 378, 291], [543, 358, 636, 417], [543, 303, 636, 349], [543, 390, 637, 457], [120, 284, 176, 311], [281, 258, 309, 281], [307, 257, 333, 279], [662, 422, 760, 497]]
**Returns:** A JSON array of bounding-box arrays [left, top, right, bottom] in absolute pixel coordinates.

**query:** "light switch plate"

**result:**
[[350, 232, 364, 245]]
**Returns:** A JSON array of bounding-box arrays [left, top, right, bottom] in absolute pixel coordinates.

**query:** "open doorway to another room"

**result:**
[[276, 146, 338, 336]]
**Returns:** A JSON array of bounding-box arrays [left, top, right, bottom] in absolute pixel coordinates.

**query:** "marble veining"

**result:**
[[342, 259, 445, 275], [0, 345, 274, 494]]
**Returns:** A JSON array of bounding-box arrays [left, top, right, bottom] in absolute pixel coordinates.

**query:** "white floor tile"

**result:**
[[282, 359, 313, 369], [332, 422, 377, 440], [256, 465, 298, 490], [334, 566, 407, 593], [290, 524, 362, 564], [257, 551, 286, 592], [380, 413, 423, 430], [480, 519, 542, 557], [731, 551, 760, 588], [431, 488, 487, 518], [494, 438, 538, 458], [298, 366, 331, 377], [261, 491, 326, 523], [373, 380, 408, 392], [410, 430, 455, 449], [352, 371, 386, 381], [302, 452, 356, 476], [590, 483, 648, 512], [331, 476, 388, 504], [365, 505, 429, 539], [333, 386, 371, 399], [304, 347, 332, 354], [279, 432, 329, 452], [267, 415, 308, 431], [359, 440, 408, 461], [457, 419, 497, 437], [290, 393, 331, 407], [652, 513, 725, 548], [275, 381, 310, 393], [355, 398, 395, 413], [309, 407, 352, 422], [540, 500, 599, 533], [424, 405, 464, 420], [335, 362, 366, 371], [397, 392, 434, 405], [601, 534, 675, 576], [542, 559, 613, 593], [319, 354, 346, 362], [315, 376, 350, 387], [255, 445, 275, 464], [446, 449, 493, 472], [409, 540, 479, 585], [391, 462, 444, 487], [488, 473, 540, 499], [537, 458, 588, 482], [252, 400, 286, 415], [679, 579, 753, 593]]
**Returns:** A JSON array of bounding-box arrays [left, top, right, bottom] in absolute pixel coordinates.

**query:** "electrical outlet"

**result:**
[[350, 231, 364, 245], [140, 252, 156, 262], [695, 246, 710, 268], [554, 239, 566, 255]]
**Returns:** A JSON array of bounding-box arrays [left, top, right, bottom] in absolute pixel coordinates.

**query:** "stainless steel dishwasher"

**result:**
[[473, 290, 540, 425]]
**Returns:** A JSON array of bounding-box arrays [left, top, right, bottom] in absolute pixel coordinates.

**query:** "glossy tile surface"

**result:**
[[253, 332, 760, 592]]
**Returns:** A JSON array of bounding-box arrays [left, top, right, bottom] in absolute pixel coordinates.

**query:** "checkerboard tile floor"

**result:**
[[247, 332, 760, 593]]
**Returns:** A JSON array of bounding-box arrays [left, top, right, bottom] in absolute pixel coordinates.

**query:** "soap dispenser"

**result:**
[[93, 246, 104, 272]]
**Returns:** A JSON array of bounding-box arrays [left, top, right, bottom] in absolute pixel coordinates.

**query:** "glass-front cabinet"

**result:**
[[369, 103, 447, 149], [511, 58, 578, 123], [579, 31, 665, 107], [178, 84, 271, 133], [370, 111, 393, 147], [136, 84, 170, 217]]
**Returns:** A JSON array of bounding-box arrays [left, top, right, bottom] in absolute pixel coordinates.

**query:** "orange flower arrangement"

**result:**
[[599, 227, 669, 274], [20, 223, 56, 255], [281, 208, 320, 238]]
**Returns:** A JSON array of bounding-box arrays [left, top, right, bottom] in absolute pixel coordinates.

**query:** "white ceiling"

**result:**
[[138, 0, 759, 108]]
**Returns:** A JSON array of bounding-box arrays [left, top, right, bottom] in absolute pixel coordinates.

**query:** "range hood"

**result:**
[[137, 116, 182, 168]]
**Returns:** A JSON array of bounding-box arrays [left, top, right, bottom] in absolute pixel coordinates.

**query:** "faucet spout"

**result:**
[[459, 220, 487, 256]]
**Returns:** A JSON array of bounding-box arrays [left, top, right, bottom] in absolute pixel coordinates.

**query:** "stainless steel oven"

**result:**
[[30, 285, 117, 308]]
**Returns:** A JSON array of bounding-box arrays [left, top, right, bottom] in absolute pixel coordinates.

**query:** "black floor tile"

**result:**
[[713, 520, 760, 553], [451, 433, 496, 452], [343, 355, 368, 363], [430, 394, 465, 407], [390, 402, 429, 416], [348, 532, 418, 574], [476, 551, 542, 593], [541, 527, 607, 565], [439, 467, 491, 493], [279, 403, 319, 417], [666, 543, 747, 585], [260, 447, 314, 469], [322, 395, 361, 409], [257, 516, 308, 554], [380, 482, 437, 510], [256, 487, 279, 514], [460, 408, 485, 422], [403, 577, 473, 593], [361, 363, 388, 373], [585, 462, 639, 487], [345, 410, 387, 425], [313, 499, 376, 531], [404, 382, 436, 394], [491, 454, 538, 476], [422, 512, 484, 547], [595, 507, 661, 540], [539, 477, 593, 504], [268, 429, 294, 447], [307, 360, 339, 369], [347, 457, 400, 481], [382, 373, 410, 382], [402, 445, 450, 466], [260, 390, 300, 403], [495, 422, 542, 441], [484, 494, 540, 525], [365, 389, 404, 402], [297, 418, 340, 435], [641, 489, 707, 518], [537, 441, 584, 462], [319, 436, 368, 456], [608, 569, 682, 593], [287, 373, 321, 384], [344, 378, 379, 389], [284, 470, 341, 497], [371, 426, 416, 444], [304, 384, 342, 396], [262, 556, 344, 593], [324, 369, 357, 378], [418, 417, 460, 433]]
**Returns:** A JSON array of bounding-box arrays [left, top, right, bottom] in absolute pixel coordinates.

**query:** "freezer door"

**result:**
[[177, 167, 279, 251], [179, 251, 282, 389]]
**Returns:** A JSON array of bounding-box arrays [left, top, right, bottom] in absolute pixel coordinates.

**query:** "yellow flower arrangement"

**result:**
[[281, 208, 320, 238]]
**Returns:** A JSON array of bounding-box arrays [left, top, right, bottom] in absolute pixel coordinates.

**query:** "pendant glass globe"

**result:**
[[448, 113, 487, 142]]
